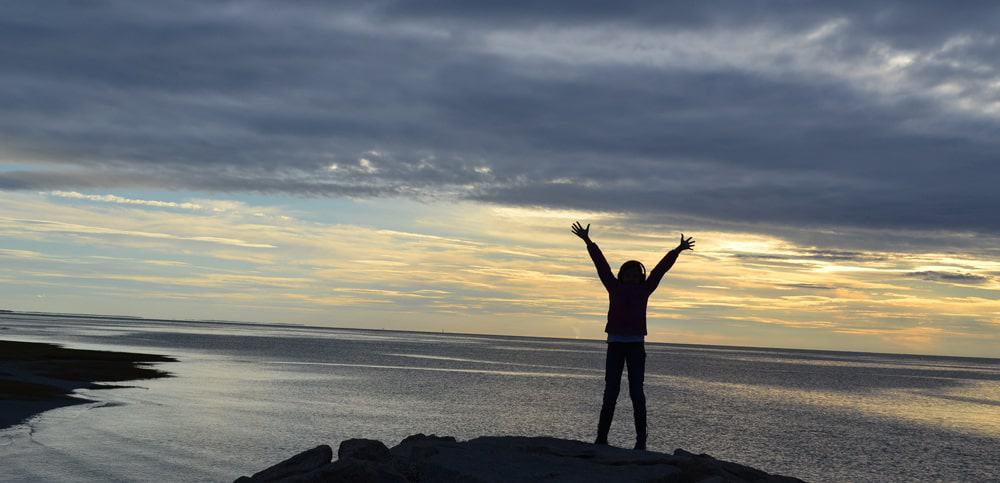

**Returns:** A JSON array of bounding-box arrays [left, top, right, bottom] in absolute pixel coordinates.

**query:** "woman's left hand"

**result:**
[[677, 234, 695, 251]]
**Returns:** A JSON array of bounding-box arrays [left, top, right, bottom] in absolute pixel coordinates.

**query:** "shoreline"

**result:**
[[0, 340, 176, 429]]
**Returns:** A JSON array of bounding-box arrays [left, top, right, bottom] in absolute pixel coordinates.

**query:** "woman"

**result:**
[[571, 221, 694, 450]]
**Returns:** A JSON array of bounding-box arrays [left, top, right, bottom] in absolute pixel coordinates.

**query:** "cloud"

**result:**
[[0, 248, 41, 258], [0, 1, 999, 239], [780, 283, 838, 290], [46, 191, 207, 211], [0, 217, 275, 249], [905, 270, 993, 284]]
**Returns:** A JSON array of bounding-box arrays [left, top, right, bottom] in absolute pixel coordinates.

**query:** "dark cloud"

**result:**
[[780, 283, 837, 290], [2, 1, 1000, 236], [905, 271, 993, 284], [730, 249, 886, 264], [799, 249, 887, 262]]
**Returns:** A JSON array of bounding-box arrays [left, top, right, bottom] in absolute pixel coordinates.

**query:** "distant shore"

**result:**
[[0, 340, 175, 429]]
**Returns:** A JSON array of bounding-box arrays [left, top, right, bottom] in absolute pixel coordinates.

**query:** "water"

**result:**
[[1, 312, 997, 482]]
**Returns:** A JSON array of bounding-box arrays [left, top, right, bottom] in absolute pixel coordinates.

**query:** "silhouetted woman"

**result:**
[[572, 221, 694, 450]]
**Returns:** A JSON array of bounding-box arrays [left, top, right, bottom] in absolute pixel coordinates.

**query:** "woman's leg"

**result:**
[[596, 342, 626, 444], [625, 343, 647, 449]]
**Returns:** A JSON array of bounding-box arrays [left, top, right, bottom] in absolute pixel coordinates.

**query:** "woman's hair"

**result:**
[[618, 260, 646, 282]]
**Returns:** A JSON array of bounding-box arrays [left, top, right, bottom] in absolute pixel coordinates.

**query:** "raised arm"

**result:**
[[646, 234, 695, 294], [572, 221, 615, 290]]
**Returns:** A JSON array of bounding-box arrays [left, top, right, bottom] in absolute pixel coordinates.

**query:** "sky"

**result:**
[[1, 1, 998, 357]]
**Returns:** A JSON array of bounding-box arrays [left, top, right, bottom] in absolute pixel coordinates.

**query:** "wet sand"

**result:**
[[0, 340, 175, 429]]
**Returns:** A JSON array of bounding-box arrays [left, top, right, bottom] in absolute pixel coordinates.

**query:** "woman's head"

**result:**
[[618, 260, 646, 284]]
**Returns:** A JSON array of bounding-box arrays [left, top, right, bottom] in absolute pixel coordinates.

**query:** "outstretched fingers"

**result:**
[[678, 233, 696, 251]]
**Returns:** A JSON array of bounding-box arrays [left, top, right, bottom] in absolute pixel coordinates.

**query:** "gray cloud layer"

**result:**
[[2, 1, 999, 233]]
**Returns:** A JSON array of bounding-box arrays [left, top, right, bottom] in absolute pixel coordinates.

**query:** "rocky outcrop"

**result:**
[[235, 434, 806, 483], [235, 445, 334, 483]]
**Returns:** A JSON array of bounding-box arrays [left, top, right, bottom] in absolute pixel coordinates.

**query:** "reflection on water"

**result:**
[[385, 352, 604, 373], [268, 360, 599, 379], [0, 312, 997, 483]]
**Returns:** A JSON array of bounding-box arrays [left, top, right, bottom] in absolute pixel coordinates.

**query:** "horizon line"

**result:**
[[3, 308, 996, 362]]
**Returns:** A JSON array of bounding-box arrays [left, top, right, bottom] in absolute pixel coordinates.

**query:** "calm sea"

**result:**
[[1, 312, 997, 482]]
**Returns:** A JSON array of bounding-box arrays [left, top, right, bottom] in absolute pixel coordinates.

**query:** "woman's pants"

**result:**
[[596, 342, 646, 443]]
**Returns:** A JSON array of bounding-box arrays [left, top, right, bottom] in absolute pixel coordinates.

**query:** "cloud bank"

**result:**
[[2, 1, 999, 234]]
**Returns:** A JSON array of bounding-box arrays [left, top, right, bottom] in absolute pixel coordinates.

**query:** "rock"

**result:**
[[237, 435, 807, 483], [234, 444, 333, 482], [339, 438, 392, 462], [396, 436, 681, 483], [281, 459, 408, 483], [390, 433, 459, 461]]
